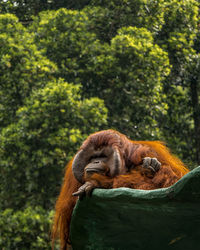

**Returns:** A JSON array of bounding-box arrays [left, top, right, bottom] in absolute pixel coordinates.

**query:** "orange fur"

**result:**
[[52, 130, 189, 249], [52, 160, 81, 250]]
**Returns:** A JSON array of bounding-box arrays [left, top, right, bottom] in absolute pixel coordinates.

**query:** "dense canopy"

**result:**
[[0, 0, 199, 248]]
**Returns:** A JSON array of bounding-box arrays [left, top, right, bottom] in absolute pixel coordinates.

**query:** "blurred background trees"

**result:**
[[0, 0, 199, 249]]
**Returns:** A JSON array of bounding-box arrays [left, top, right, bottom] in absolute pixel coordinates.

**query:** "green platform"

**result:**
[[70, 167, 200, 250]]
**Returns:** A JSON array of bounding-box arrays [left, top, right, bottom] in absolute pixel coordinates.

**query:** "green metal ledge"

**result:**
[[70, 166, 200, 250]]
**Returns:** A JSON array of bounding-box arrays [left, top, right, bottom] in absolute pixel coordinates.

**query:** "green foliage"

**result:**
[[83, 0, 199, 159], [157, 0, 198, 80], [29, 8, 101, 83], [0, 0, 92, 21], [155, 0, 199, 165], [159, 86, 195, 162], [94, 26, 170, 138], [0, 206, 56, 250], [30, 9, 170, 139], [0, 80, 107, 210], [0, 1, 200, 249], [0, 14, 56, 127], [89, 0, 166, 35]]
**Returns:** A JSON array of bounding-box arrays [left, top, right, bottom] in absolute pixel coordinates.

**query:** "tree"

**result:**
[[84, 0, 200, 165], [30, 9, 170, 140], [0, 206, 55, 249], [85, 26, 170, 139], [29, 8, 101, 83], [189, 58, 200, 165], [156, 0, 199, 165], [0, 79, 107, 210], [0, 14, 56, 128], [0, 0, 91, 22], [84, 0, 200, 164]]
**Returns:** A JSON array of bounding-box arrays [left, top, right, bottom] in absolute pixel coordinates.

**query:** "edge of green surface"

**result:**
[[77, 166, 200, 202], [70, 166, 200, 248]]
